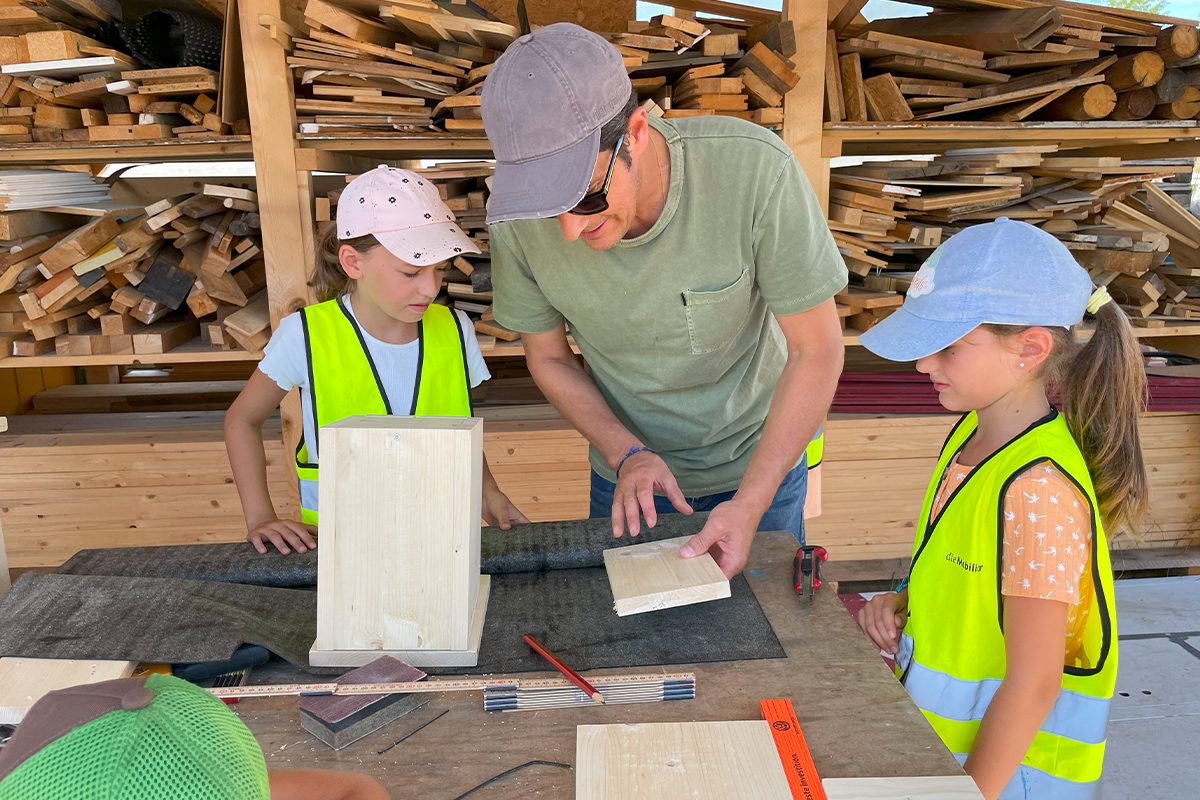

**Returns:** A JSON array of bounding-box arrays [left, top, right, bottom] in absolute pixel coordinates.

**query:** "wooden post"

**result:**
[[782, 0, 829, 212], [239, 0, 317, 523], [782, 0, 831, 523]]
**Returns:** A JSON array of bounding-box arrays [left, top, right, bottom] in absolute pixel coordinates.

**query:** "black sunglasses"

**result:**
[[569, 134, 624, 216]]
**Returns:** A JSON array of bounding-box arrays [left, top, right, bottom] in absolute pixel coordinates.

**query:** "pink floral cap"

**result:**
[[337, 165, 480, 266]]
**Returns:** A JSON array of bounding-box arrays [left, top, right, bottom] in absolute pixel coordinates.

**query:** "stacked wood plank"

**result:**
[[825, 147, 1198, 331], [0, 407, 1191, 569], [825, 4, 1199, 123], [0, 410, 585, 569], [288, 0, 803, 136], [622, 17, 798, 130], [0, 24, 246, 143], [1, 184, 268, 360]]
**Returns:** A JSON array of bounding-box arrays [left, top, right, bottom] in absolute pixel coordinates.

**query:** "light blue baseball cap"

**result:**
[[859, 217, 1093, 362]]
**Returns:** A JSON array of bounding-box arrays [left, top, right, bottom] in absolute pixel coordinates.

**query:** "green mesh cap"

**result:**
[[0, 673, 270, 800]]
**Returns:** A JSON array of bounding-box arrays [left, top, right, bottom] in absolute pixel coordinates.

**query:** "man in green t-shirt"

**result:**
[[481, 24, 847, 577]]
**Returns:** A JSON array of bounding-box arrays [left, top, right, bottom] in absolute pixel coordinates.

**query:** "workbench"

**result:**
[[236, 530, 962, 797]]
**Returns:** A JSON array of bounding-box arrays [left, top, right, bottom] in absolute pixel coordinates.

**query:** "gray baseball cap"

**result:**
[[481, 23, 632, 224], [859, 218, 1093, 362]]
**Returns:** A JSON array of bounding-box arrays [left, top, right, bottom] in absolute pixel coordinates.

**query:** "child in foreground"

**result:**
[[854, 218, 1145, 800], [0, 674, 388, 800]]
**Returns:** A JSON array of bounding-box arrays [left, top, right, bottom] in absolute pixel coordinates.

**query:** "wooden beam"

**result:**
[[239, 0, 317, 525], [782, 0, 829, 212]]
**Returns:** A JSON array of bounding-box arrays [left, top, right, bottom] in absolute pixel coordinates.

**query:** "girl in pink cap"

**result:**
[[226, 166, 528, 555]]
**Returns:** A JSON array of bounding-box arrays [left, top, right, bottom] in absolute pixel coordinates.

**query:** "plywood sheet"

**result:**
[[576, 720, 792, 800], [0, 657, 136, 723], [603, 535, 730, 617]]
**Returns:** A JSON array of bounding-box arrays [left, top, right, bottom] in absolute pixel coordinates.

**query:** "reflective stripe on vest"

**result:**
[[895, 410, 1117, 795], [295, 299, 472, 524]]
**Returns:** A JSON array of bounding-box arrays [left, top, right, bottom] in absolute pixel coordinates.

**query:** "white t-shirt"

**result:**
[[258, 296, 490, 465]]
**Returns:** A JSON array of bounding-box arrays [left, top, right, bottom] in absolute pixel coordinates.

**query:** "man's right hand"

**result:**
[[611, 450, 692, 537], [248, 518, 317, 555]]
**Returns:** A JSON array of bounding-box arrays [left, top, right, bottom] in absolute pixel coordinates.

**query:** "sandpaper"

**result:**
[[299, 656, 430, 750]]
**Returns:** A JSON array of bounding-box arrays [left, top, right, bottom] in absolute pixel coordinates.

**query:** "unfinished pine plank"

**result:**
[[0, 657, 137, 724], [313, 417, 483, 662], [840, 53, 868, 122], [603, 535, 730, 617], [866, 55, 1010, 85], [576, 721, 792, 800], [916, 74, 1103, 119], [823, 775, 985, 800], [862, 74, 914, 121], [862, 8, 1061, 52], [824, 29, 845, 122]]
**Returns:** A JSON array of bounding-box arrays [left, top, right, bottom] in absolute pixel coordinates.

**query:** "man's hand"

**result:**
[[248, 518, 317, 555], [612, 450, 691, 537], [482, 483, 531, 530], [679, 499, 759, 578]]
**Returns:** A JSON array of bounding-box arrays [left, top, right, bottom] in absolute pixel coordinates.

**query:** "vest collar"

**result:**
[[912, 408, 1061, 574]]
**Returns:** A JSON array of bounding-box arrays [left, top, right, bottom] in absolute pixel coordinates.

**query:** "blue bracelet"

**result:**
[[616, 446, 652, 476]]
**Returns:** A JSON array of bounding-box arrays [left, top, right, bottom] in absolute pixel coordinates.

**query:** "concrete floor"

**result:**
[[1103, 576, 1200, 800]]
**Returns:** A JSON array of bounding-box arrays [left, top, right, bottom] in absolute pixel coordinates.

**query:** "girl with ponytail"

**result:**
[[852, 218, 1144, 800]]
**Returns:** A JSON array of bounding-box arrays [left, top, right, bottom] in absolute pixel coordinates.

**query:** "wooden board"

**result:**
[[823, 775, 984, 800], [313, 416, 483, 658], [309, 575, 490, 668], [576, 721, 792, 800], [0, 657, 137, 724], [602, 535, 731, 617]]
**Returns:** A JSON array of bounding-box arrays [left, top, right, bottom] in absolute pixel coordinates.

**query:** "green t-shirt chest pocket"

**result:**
[[681, 268, 753, 356]]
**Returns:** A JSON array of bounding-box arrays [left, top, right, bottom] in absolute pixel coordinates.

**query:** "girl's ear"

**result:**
[[340, 244, 364, 280], [1017, 326, 1055, 370]]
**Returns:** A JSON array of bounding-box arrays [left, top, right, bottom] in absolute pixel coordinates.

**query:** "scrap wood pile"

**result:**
[[825, 1, 1199, 124], [0, 2, 245, 144], [1, 183, 270, 359], [317, 161, 514, 348], [283, 0, 805, 137], [827, 146, 1199, 331]]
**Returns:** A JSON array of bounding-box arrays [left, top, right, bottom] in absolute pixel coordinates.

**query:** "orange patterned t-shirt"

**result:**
[[932, 456, 1094, 665]]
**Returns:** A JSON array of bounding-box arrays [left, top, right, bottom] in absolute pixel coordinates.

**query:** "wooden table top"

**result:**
[[236, 530, 961, 797]]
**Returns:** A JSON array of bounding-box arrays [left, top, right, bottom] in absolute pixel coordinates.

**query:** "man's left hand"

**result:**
[[679, 499, 761, 578]]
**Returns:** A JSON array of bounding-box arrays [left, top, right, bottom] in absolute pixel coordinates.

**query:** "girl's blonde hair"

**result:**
[[988, 301, 1149, 536], [311, 222, 382, 302]]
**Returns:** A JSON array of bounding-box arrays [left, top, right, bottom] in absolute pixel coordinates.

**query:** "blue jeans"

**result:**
[[589, 458, 807, 545]]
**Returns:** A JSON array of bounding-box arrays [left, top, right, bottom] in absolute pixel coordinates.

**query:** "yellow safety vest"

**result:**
[[295, 298, 473, 524], [806, 429, 824, 469], [895, 410, 1116, 800]]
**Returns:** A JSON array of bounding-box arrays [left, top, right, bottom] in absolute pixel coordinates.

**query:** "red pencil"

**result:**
[[522, 635, 605, 704]]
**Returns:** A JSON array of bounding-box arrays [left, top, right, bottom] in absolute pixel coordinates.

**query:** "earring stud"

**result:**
[[1019, 362, 1026, 367]]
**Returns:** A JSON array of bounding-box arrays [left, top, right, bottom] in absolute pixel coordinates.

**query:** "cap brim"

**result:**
[[857, 307, 980, 362], [373, 222, 481, 267], [485, 127, 599, 224]]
